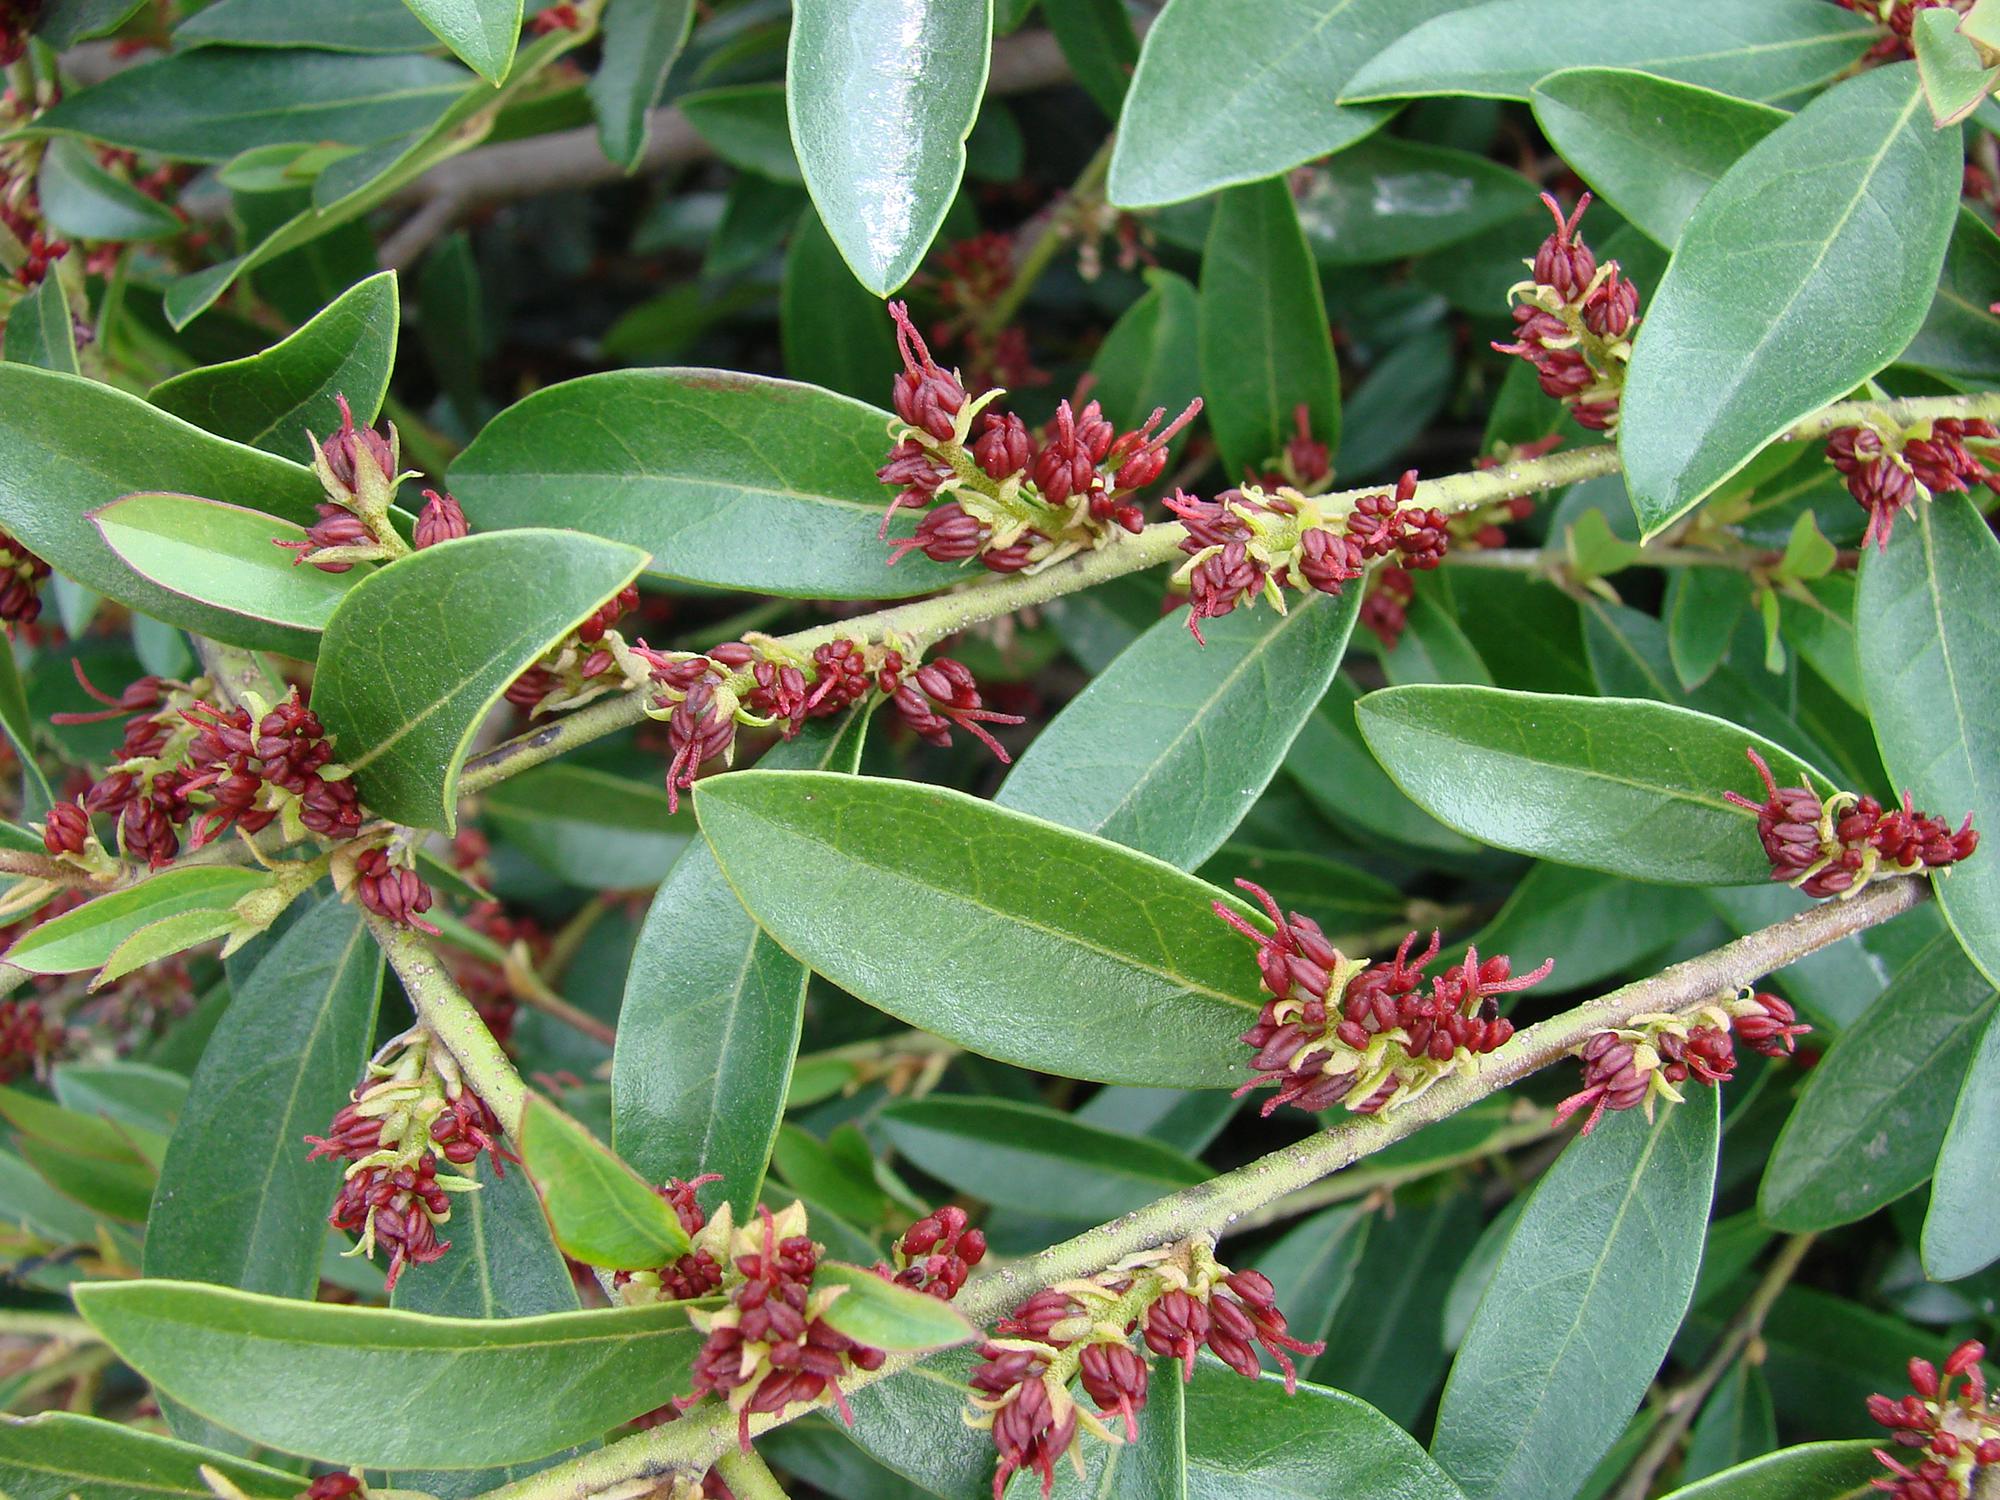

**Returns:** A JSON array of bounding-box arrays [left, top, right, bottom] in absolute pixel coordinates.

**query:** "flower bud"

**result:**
[[40, 800, 88, 856], [414, 489, 469, 549]]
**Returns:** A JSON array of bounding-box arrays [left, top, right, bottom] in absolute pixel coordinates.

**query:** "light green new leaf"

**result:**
[[998, 588, 1359, 871], [815, 1262, 975, 1351], [1927, 1003, 2000, 1280], [1355, 685, 1831, 885], [518, 1094, 692, 1270], [1654, 1441, 1882, 1500], [787, 0, 992, 294], [0, 1412, 301, 1500], [312, 529, 647, 831], [1106, 0, 1467, 209], [145, 896, 382, 1298], [5, 867, 270, 976], [401, 0, 522, 84], [694, 771, 1267, 1087], [1199, 176, 1340, 480], [73, 1279, 702, 1468], [1529, 70, 1782, 248], [1915, 6, 1998, 126], [150, 271, 398, 456], [1619, 65, 1961, 539], [1858, 495, 2000, 989], [1433, 1093, 1719, 1500], [1343, 0, 1874, 106], [36, 138, 185, 242], [588, 0, 696, 170], [447, 370, 962, 598]]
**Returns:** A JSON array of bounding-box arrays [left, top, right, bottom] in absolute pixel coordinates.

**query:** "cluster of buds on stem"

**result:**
[[304, 1027, 513, 1289], [275, 397, 415, 573], [47, 669, 363, 870], [1725, 747, 1978, 899], [878, 301, 1200, 574], [0, 997, 61, 1082], [1867, 1338, 1999, 1499], [1554, 990, 1809, 1136], [338, 840, 440, 935], [1493, 194, 1641, 432], [1166, 469, 1449, 644], [875, 1204, 987, 1300], [675, 1202, 886, 1451], [1248, 404, 1333, 494], [0, 76, 70, 290], [503, 582, 641, 716], [1212, 878, 1552, 1115], [1824, 418, 2000, 550], [0, 527, 49, 628], [616, 1173, 732, 1305], [966, 1236, 1321, 1498]]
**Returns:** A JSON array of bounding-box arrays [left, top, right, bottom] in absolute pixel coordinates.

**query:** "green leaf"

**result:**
[[1915, 5, 1998, 126], [4, 867, 271, 976], [1296, 135, 1530, 266], [52, 1062, 187, 1135], [312, 529, 647, 831], [1760, 932, 1995, 1231], [30, 0, 147, 48], [97, 908, 243, 985], [842, 1347, 998, 1497], [0, 1412, 301, 1500], [694, 770, 1266, 1087], [997, 589, 1359, 871], [1087, 268, 1202, 444], [518, 1094, 692, 1269], [400, 0, 521, 84], [1926, 1003, 2000, 1280], [175, 0, 442, 51], [72, 1279, 702, 1468], [682, 84, 802, 183], [1858, 495, 2000, 989], [1287, 675, 1478, 857], [91, 492, 369, 640], [1043, 0, 1138, 119], [0, 366, 327, 652], [1682, 1359, 1777, 1485], [36, 138, 185, 242], [483, 765, 694, 888], [782, 210, 899, 403], [786, 0, 991, 294], [26, 49, 475, 163], [1107, 0, 1465, 210], [447, 370, 962, 598], [1249, 1202, 1372, 1358], [1654, 1441, 1882, 1500], [1467, 861, 1710, 991], [1381, 588, 1491, 687], [814, 1261, 976, 1352], [16, 1135, 155, 1221], [1903, 208, 2000, 384], [1667, 569, 1754, 690], [149, 271, 398, 457], [1013, 1358, 1185, 1499], [145, 896, 382, 1297], [1355, 685, 1830, 884], [1433, 1092, 1719, 1500], [1329, 324, 1458, 477], [1199, 176, 1340, 480], [0, 271, 76, 376], [0, 1082, 162, 1167], [613, 712, 867, 1221], [1619, 65, 1961, 539], [879, 1096, 1205, 1216], [1343, 0, 1874, 106], [0, 630, 52, 817], [1195, 844, 1402, 941], [1529, 70, 1782, 248], [420, 231, 486, 426], [588, 0, 695, 170]]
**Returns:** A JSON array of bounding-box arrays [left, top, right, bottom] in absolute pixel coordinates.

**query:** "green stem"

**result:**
[[365, 915, 527, 1135], [193, 637, 285, 710], [715, 1448, 792, 1500], [976, 136, 1115, 341], [474, 876, 1925, 1500]]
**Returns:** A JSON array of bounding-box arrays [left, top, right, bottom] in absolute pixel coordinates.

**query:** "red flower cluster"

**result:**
[[1554, 991, 1808, 1136], [1248, 404, 1333, 493], [616, 1174, 729, 1303], [1493, 193, 1641, 432], [677, 1203, 886, 1451], [0, 1, 40, 67], [351, 845, 439, 934], [1867, 1338, 1999, 1499], [504, 583, 643, 715], [1214, 878, 1551, 1116], [0, 528, 49, 627], [297, 1474, 363, 1500], [876, 1205, 986, 1300], [1825, 419, 2000, 550], [280, 397, 403, 574], [0, 998, 61, 1082], [1725, 747, 1978, 899]]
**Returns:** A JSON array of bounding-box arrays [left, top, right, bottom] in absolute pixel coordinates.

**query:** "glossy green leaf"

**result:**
[[815, 1261, 976, 1351], [401, 0, 521, 84], [145, 896, 381, 1298], [588, 0, 695, 170], [1252, 1202, 1372, 1357], [786, 0, 991, 294], [694, 771, 1266, 1087], [0, 366, 327, 652], [1380, 589, 1491, 687], [16, 1134, 155, 1221], [1287, 675, 1479, 857], [73, 1279, 701, 1468], [27, 49, 474, 163], [518, 1094, 692, 1269], [843, 1346, 996, 1497], [613, 712, 867, 1220], [1858, 494, 2000, 989], [1, 272, 77, 376], [1043, 0, 1138, 119], [5, 867, 270, 976], [1468, 861, 1709, 992], [682, 84, 801, 183], [52, 1062, 187, 1136], [313, 529, 647, 831], [880, 1096, 1205, 1215], [1199, 176, 1340, 481], [447, 370, 961, 597], [1434, 1092, 1719, 1500], [1108, 0, 1467, 209], [1761, 932, 1995, 1231], [1343, 0, 1874, 106], [91, 492, 368, 639], [782, 210, 899, 403], [0, 1083, 162, 1169], [708, 174, 808, 280], [1927, 1003, 2000, 1280], [97, 908, 243, 986], [0, 1412, 301, 1500], [1087, 268, 1202, 444], [1297, 135, 1529, 266], [1196, 844, 1402, 940], [1683, 1359, 1777, 1485], [175, 0, 441, 51], [150, 271, 397, 456], [1904, 208, 2000, 384], [1529, 70, 1782, 248], [36, 138, 185, 242], [1620, 65, 1961, 539], [1356, 685, 1830, 884], [483, 765, 693, 888], [998, 589, 1359, 871], [1667, 569, 1754, 690], [1655, 1441, 1881, 1500], [1915, 6, 1998, 126]]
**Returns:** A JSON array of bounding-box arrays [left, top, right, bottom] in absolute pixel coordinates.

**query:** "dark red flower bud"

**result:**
[[1182, 541, 1265, 644], [1582, 271, 1640, 337], [1297, 527, 1365, 595], [120, 793, 179, 868], [41, 800, 88, 856], [318, 395, 397, 493], [1032, 400, 1098, 505], [354, 847, 440, 935], [1108, 399, 1202, 493], [1533, 192, 1598, 302], [1078, 1341, 1149, 1435], [891, 657, 1023, 762], [1734, 991, 1810, 1058], [973, 411, 1033, 480], [888, 301, 967, 441], [886, 501, 990, 565], [414, 489, 469, 549], [1141, 1288, 1210, 1379], [301, 1473, 364, 1500]]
